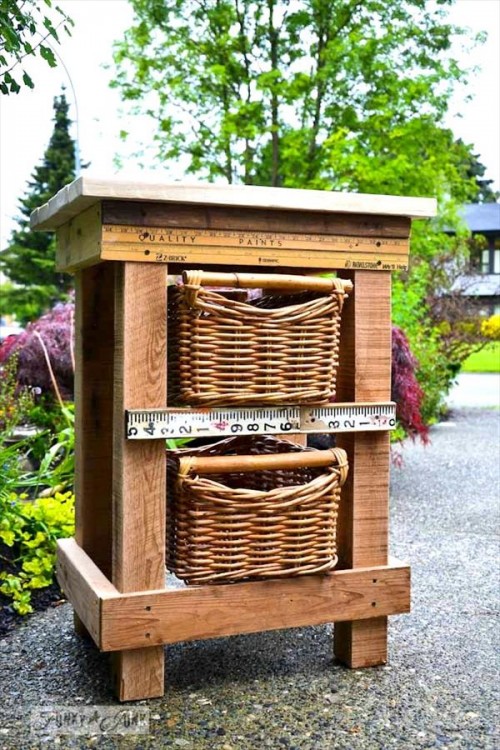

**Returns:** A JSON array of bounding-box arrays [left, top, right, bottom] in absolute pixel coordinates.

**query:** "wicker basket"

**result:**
[[168, 271, 353, 407], [166, 435, 349, 585]]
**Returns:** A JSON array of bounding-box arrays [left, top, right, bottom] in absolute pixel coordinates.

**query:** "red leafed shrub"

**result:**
[[0, 300, 74, 401], [391, 326, 429, 444], [0, 334, 20, 363]]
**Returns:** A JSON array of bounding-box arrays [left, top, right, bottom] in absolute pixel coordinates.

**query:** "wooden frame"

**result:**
[[334, 271, 392, 667], [57, 538, 410, 651], [30, 179, 436, 701]]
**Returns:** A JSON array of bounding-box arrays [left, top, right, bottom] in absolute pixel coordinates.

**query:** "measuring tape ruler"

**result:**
[[102, 225, 409, 271], [126, 403, 397, 440]]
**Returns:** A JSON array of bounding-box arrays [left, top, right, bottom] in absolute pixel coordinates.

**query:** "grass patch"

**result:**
[[461, 342, 500, 373]]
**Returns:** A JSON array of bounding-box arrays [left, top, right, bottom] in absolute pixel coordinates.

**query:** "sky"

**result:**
[[0, 0, 499, 250]]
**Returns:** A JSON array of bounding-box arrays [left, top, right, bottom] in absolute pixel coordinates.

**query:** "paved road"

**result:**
[[0, 409, 499, 749], [446, 372, 499, 408]]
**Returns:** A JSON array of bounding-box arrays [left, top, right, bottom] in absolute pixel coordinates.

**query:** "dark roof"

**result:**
[[462, 203, 500, 233]]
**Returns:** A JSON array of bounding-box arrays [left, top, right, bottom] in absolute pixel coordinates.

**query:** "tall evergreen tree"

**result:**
[[0, 90, 76, 324], [460, 144, 499, 203]]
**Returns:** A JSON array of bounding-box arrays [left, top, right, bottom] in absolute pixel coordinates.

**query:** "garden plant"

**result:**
[[0, 304, 75, 628]]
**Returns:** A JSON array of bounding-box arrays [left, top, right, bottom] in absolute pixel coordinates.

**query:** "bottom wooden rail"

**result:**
[[57, 538, 410, 653]]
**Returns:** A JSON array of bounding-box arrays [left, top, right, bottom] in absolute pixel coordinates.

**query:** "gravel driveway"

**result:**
[[0, 408, 498, 749]]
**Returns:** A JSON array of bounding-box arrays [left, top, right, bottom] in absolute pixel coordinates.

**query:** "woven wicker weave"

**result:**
[[166, 435, 349, 585], [168, 271, 352, 407]]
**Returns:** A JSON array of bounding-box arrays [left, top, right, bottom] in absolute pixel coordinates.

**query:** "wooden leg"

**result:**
[[112, 263, 167, 701], [334, 271, 391, 667], [112, 649, 166, 702], [334, 618, 388, 667]]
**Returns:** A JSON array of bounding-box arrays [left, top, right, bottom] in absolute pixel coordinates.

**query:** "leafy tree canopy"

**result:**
[[0, 91, 76, 323], [112, 0, 482, 200], [0, 0, 73, 94], [111, 0, 493, 423]]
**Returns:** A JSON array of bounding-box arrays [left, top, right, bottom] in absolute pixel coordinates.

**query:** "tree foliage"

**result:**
[[112, 0, 479, 193], [111, 0, 492, 425], [0, 0, 73, 94], [460, 145, 500, 203], [0, 92, 76, 324]]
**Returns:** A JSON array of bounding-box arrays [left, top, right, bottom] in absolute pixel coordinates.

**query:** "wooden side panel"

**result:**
[[56, 204, 102, 271], [74, 264, 115, 579], [101, 202, 413, 237], [100, 562, 410, 651], [334, 271, 392, 667], [112, 263, 167, 701]]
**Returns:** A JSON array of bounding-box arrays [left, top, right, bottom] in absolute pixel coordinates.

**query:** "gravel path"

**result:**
[[0, 408, 499, 749]]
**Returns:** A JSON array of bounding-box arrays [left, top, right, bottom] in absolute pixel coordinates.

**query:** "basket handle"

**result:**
[[178, 447, 348, 478], [182, 270, 353, 295]]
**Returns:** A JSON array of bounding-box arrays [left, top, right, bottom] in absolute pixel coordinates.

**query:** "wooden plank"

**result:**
[[103, 226, 408, 252], [54, 539, 409, 656], [99, 561, 410, 651], [74, 264, 115, 580], [334, 271, 392, 667], [112, 262, 168, 700], [102, 202, 412, 238], [56, 204, 102, 271], [100, 239, 408, 272], [56, 538, 116, 647], [30, 175, 437, 231]]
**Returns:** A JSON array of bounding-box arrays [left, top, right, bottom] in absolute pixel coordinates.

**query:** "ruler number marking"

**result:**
[[126, 403, 396, 439]]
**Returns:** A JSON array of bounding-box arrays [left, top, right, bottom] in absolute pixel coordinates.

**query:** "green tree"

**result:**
[[112, 0, 479, 192], [111, 0, 489, 424], [460, 144, 499, 203], [0, 0, 73, 94], [0, 91, 76, 324]]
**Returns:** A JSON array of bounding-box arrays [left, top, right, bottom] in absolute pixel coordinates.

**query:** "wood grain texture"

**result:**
[[55, 537, 410, 654], [56, 204, 102, 272], [112, 262, 167, 700], [100, 561, 410, 651], [74, 264, 115, 579], [30, 176, 436, 231], [334, 617, 389, 668], [56, 538, 116, 647], [334, 271, 392, 667], [102, 202, 413, 238], [113, 649, 166, 702], [100, 241, 409, 272]]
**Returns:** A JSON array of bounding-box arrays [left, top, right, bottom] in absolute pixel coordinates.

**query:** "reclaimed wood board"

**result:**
[[334, 270, 392, 667], [30, 176, 437, 231], [112, 262, 168, 700], [56, 538, 410, 653]]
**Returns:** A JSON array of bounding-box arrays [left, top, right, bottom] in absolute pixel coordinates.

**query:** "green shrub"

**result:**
[[0, 353, 35, 435], [0, 396, 75, 615], [0, 490, 75, 614]]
